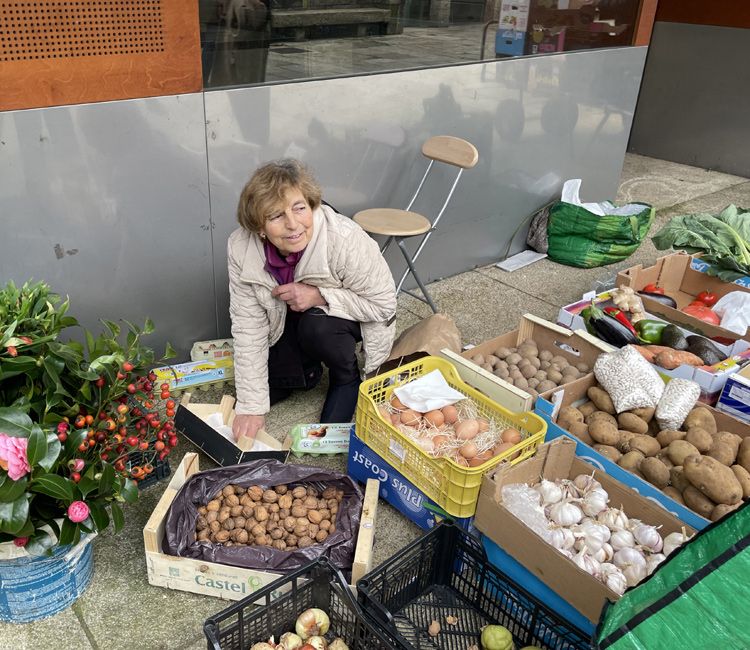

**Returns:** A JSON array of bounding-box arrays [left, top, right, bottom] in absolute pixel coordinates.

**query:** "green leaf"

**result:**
[[111, 501, 124, 533], [24, 529, 57, 556], [85, 329, 96, 357], [89, 354, 121, 374], [120, 478, 139, 504], [76, 476, 99, 498], [0, 356, 39, 380], [26, 424, 48, 466], [88, 502, 109, 531], [143, 318, 155, 335], [99, 463, 115, 496], [38, 434, 61, 471], [79, 380, 91, 400], [0, 407, 34, 437], [31, 473, 75, 502], [163, 342, 177, 360], [0, 475, 28, 502], [59, 517, 76, 546], [0, 494, 30, 535], [101, 319, 121, 338]]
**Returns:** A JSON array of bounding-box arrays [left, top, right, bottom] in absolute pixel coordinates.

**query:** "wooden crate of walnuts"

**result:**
[[143, 453, 378, 601]]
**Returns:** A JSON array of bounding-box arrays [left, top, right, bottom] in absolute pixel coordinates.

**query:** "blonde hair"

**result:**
[[236, 159, 322, 234]]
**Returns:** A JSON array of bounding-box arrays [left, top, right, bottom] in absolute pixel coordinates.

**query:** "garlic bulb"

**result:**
[[572, 548, 601, 577], [549, 502, 583, 527], [610, 529, 636, 551], [622, 563, 648, 587], [597, 507, 629, 531], [646, 553, 666, 575], [600, 564, 628, 595], [574, 522, 610, 554], [573, 473, 602, 495], [538, 479, 563, 505], [613, 547, 646, 570], [581, 490, 609, 517], [663, 531, 689, 556], [633, 524, 663, 553], [591, 543, 614, 564], [548, 527, 576, 550], [557, 479, 581, 500]]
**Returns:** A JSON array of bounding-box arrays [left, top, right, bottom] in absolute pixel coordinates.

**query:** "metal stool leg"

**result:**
[[396, 239, 438, 313]]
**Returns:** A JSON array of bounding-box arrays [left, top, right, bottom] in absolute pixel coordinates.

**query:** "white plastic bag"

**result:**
[[561, 179, 646, 217], [713, 291, 750, 335], [655, 379, 701, 431], [594, 346, 664, 412]]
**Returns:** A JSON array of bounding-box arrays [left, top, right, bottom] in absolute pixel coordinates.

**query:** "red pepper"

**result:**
[[603, 307, 638, 335], [696, 291, 718, 307], [682, 302, 721, 325], [643, 283, 665, 295]]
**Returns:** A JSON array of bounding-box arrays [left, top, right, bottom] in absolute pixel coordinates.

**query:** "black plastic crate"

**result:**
[[357, 522, 592, 650], [126, 451, 171, 490], [204, 558, 399, 650]]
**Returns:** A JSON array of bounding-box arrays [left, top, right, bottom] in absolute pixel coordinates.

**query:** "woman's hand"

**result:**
[[272, 282, 327, 312], [232, 413, 266, 441]]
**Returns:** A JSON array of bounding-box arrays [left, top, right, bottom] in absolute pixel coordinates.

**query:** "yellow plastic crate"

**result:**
[[356, 356, 547, 518]]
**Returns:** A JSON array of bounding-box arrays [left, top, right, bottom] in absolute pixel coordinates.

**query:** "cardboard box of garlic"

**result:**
[[475, 438, 695, 625]]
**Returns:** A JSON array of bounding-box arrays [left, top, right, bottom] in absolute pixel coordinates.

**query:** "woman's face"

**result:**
[[262, 187, 314, 255]]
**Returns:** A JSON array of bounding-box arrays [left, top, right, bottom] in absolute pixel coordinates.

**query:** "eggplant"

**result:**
[[638, 291, 678, 309], [581, 303, 639, 347]]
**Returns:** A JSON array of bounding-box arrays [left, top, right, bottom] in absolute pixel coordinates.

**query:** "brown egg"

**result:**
[[390, 413, 401, 426], [431, 434, 452, 449], [377, 405, 391, 422], [452, 454, 469, 467], [391, 395, 406, 410], [423, 409, 445, 428], [468, 450, 493, 467], [454, 419, 479, 440], [493, 441, 515, 457], [442, 405, 459, 425], [477, 418, 490, 433], [501, 427, 522, 445], [414, 436, 435, 454], [459, 441, 478, 459], [400, 409, 422, 426]]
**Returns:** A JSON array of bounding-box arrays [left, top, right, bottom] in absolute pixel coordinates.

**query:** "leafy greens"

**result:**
[[652, 204, 750, 281]]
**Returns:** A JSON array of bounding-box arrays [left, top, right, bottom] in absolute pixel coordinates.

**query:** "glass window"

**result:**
[[199, 0, 645, 88]]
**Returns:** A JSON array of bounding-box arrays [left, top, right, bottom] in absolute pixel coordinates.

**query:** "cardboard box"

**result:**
[[558, 291, 750, 403], [347, 429, 475, 533], [534, 374, 750, 530], [175, 393, 291, 466], [617, 253, 750, 342], [143, 452, 379, 600], [474, 438, 695, 624], [441, 314, 612, 412], [716, 364, 750, 425], [691, 256, 750, 289]]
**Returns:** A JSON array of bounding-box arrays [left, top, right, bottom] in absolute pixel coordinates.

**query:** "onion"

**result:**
[[306, 637, 328, 650], [295, 608, 330, 640], [279, 633, 303, 650]]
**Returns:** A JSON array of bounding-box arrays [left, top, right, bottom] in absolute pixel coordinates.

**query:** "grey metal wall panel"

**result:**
[[208, 47, 647, 334], [0, 94, 214, 360], [629, 22, 750, 177]]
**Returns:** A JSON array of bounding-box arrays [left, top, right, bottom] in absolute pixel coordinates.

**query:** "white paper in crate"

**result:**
[[204, 413, 277, 451], [393, 369, 464, 412]]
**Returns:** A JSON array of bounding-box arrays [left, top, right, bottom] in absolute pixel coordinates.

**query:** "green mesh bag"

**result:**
[[595, 501, 750, 650], [547, 201, 654, 268]]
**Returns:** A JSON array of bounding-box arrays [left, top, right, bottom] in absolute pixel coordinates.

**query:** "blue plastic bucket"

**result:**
[[0, 535, 94, 623]]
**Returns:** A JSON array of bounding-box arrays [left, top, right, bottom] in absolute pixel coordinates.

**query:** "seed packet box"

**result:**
[[617, 252, 750, 343], [438, 313, 612, 412], [143, 452, 379, 600], [175, 393, 291, 466], [347, 428, 476, 534], [474, 437, 695, 625], [716, 364, 750, 425], [152, 358, 234, 393], [534, 374, 750, 530]]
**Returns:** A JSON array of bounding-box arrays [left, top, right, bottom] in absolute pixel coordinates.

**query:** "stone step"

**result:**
[[271, 7, 391, 28]]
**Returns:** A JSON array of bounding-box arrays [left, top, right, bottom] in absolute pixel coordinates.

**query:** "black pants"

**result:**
[[268, 308, 362, 423]]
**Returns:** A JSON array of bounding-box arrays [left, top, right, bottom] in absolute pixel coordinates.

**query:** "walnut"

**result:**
[[307, 510, 323, 524], [234, 516, 246, 529], [315, 530, 328, 543], [242, 505, 255, 518], [205, 510, 218, 524], [206, 499, 221, 512], [230, 505, 243, 517], [221, 517, 235, 531], [209, 520, 221, 533], [197, 529, 210, 541], [303, 496, 318, 509], [240, 494, 253, 507], [266, 520, 278, 532], [270, 512, 280, 522], [279, 508, 290, 519], [319, 520, 331, 531], [251, 524, 266, 537], [234, 485, 246, 495], [291, 486, 307, 499], [291, 506, 307, 518], [336, 489, 344, 501], [254, 505, 269, 522], [196, 515, 208, 530], [308, 523, 319, 537], [247, 486, 264, 501], [319, 509, 331, 520], [262, 489, 278, 504], [275, 484, 288, 495], [329, 523, 336, 534], [284, 517, 297, 532], [285, 534, 298, 547], [245, 517, 258, 531], [278, 494, 293, 509], [268, 503, 280, 513], [317, 499, 327, 509], [272, 539, 287, 551], [224, 493, 240, 507], [235, 529, 249, 544], [293, 524, 309, 537], [197, 505, 208, 516], [214, 530, 230, 543], [270, 528, 284, 540], [254, 534, 270, 546], [222, 485, 235, 498], [298, 535, 314, 548], [306, 487, 318, 498], [322, 487, 336, 500], [327, 498, 338, 510], [217, 509, 230, 523]]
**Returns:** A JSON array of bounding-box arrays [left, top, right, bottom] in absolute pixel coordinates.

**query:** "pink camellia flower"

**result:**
[[67, 501, 90, 523], [0, 433, 31, 480], [13, 537, 29, 547]]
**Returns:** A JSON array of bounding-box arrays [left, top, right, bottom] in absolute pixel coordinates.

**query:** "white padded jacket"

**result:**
[[227, 204, 397, 415]]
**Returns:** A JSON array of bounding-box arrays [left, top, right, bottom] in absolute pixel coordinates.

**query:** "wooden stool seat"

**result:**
[[353, 208, 431, 237]]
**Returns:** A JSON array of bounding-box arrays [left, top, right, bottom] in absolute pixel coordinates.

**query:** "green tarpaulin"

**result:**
[[595, 501, 750, 650]]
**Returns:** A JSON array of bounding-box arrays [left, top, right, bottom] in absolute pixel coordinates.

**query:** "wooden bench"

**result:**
[[271, 7, 391, 40]]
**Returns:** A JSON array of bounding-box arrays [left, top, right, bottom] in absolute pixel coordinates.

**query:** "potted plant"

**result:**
[[0, 280, 175, 621]]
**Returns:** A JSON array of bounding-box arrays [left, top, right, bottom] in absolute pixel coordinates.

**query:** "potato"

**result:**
[[682, 427, 711, 454], [547, 369, 563, 384], [684, 407, 717, 435], [537, 380, 557, 393], [629, 406, 655, 423], [683, 485, 716, 518], [655, 451, 674, 469], [708, 441, 736, 466], [520, 364, 537, 379], [667, 440, 701, 466], [618, 450, 645, 472], [514, 377, 529, 390], [617, 412, 649, 435], [589, 419, 620, 446], [539, 349, 553, 362], [594, 444, 622, 463], [715, 431, 742, 455], [684, 454, 743, 505], [731, 464, 750, 499], [656, 429, 685, 448], [586, 387, 615, 414], [578, 401, 597, 418], [739, 438, 750, 473], [558, 406, 584, 430], [586, 411, 617, 427], [568, 422, 593, 445], [617, 430, 638, 453], [662, 486, 685, 505], [576, 362, 590, 373], [669, 466, 690, 493], [711, 503, 742, 521], [494, 346, 511, 359], [627, 435, 661, 457], [506, 352, 522, 365], [550, 355, 569, 369], [640, 457, 670, 488], [561, 367, 581, 382]]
